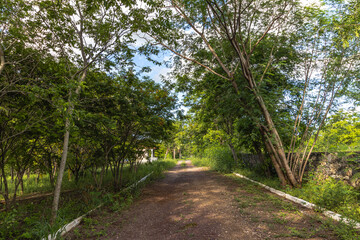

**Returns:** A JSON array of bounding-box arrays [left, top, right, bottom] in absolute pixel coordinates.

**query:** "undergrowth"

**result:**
[[190, 146, 360, 240], [0, 159, 176, 239], [191, 146, 234, 173], [233, 167, 360, 240]]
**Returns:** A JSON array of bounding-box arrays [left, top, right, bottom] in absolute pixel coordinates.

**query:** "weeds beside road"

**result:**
[[192, 150, 360, 240], [65, 160, 354, 240], [0, 159, 176, 239]]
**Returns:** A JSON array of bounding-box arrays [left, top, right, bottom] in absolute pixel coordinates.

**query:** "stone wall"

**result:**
[[239, 153, 265, 168], [239, 152, 360, 187], [309, 152, 360, 187]]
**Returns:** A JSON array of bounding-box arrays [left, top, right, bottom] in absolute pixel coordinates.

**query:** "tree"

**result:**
[[139, 0, 360, 186], [0, 39, 63, 209], [31, 0, 138, 222], [315, 110, 360, 152]]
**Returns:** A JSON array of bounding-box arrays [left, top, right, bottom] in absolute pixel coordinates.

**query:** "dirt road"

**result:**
[[65, 160, 340, 239]]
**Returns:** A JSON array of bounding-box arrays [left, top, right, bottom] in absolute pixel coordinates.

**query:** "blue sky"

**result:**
[[133, 49, 189, 115], [133, 52, 172, 84]]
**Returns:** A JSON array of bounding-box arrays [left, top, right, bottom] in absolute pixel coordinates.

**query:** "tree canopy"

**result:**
[[0, 0, 359, 226]]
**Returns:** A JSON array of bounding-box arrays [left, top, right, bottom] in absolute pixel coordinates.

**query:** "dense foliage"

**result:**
[[1, 0, 359, 236], [0, 0, 176, 226], [154, 0, 359, 187]]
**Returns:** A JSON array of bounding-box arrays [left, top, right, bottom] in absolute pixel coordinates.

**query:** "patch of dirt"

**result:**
[[65, 160, 340, 240]]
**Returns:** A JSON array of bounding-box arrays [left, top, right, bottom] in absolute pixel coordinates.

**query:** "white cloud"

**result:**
[[151, 66, 172, 84]]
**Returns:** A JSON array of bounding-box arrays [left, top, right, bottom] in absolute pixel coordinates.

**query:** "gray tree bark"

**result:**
[[50, 70, 87, 224]]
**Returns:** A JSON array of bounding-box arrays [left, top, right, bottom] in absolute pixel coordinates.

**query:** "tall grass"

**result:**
[[191, 145, 235, 173], [234, 166, 360, 224], [1, 159, 177, 201], [0, 159, 177, 239]]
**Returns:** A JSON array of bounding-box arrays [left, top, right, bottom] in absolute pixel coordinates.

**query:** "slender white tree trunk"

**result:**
[[50, 70, 87, 224], [51, 112, 71, 224], [164, 148, 169, 159], [0, 45, 5, 75]]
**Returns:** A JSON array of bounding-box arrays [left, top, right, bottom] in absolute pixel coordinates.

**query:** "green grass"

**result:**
[[0, 159, 177, 239], [229, 166, 360, 240], [233, 166, 360, 234], [190, 157, 211, 167], [1, 159, 177, 201], [233, 168, 282, 189]]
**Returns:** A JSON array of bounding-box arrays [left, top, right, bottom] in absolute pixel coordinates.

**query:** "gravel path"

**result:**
[[65, 160, 340, 239]]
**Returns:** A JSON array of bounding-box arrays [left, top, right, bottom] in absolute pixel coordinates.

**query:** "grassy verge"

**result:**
[[231, 173, 360, 240], [191, 157, 360, 240], [233, 168, 360, 223], [0, 159, 177, 239]]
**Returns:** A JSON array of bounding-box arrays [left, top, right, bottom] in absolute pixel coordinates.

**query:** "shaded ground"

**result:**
[[65, 160, 342, 240]]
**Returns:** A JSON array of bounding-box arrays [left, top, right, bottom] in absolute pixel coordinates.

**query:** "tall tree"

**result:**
[[31, 0, 137, 222], [139, 0, 360, 186]]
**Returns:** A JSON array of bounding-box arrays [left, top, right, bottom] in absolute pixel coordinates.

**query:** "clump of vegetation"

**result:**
[[289, 175, 360, 221], [191, 146, 234, 173], [204, 146, 235, 173], [0, 159, 176, 239], [191, 157, 211, 168], [235, 166, 360, 224]]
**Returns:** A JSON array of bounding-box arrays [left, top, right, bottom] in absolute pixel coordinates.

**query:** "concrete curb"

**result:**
[[44, 172, 154, 240], [233, 173, 360, 229], [123, 171, 154, 192], [44, 204, 103, 240]]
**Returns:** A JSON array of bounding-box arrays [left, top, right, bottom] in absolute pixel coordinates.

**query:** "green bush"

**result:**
[[289, 176, 360, 218], [191, 146, 235, 173], [191, 157, 211, 167], [205, 146, 235, 173]]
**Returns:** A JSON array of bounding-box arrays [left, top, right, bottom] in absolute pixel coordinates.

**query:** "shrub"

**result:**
[[204, 146, 235, 173], [190, 146, 235, 173], [191, 157, 211, 167], [288, 175, 360, 221]]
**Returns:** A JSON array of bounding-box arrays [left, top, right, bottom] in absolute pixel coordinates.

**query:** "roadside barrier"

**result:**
[[44, 172, 153, 240], [233, 172, 360, 229]]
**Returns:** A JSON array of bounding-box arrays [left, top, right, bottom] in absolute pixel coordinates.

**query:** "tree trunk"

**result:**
[[49, 170, 54, 188], [10, 167, 14, 183], [264, 139, 287, 186], [97, 153, 109, 189], [164, 148, 169, 159], [173, 148, 176, 160], [228, 38, 299, 187], [12, 171, 25, 205], [119, 159, 125, 189], [253, 84, 298, 187], [20, 177, 24, 195], [47, 157, 55, 188], [1, 161, 10, 210], [228, 143, 238, 167], [50, 68, 87, 224], [51, 116, 70, 224], [179, 149, 181, 159], [0, 44, 5, 75]]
